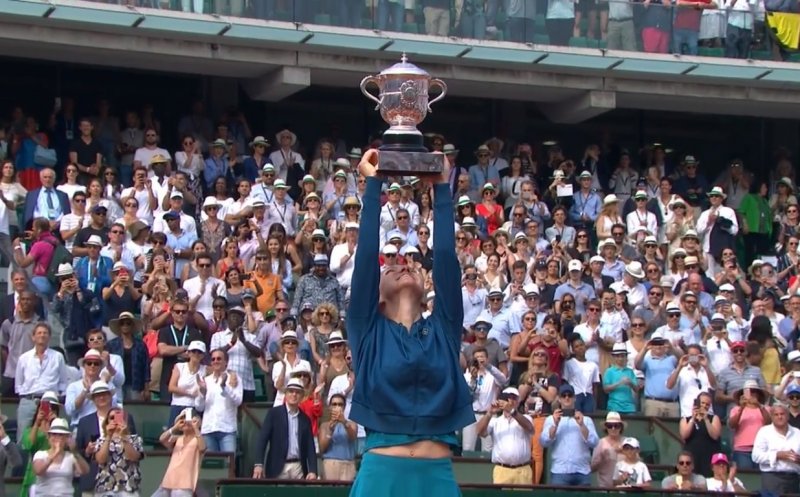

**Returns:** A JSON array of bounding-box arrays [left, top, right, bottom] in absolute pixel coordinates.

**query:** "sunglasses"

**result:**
[[523, 317, 536, 322], [560, 393, 574, 398], [489, 297, 503, 302], [284, 340, 298, 346], [684, 300, 697, 305], [587, 307, 600, 312], [319, 311, 330, 316], [577, 234, 588, 238], [330, 343, 345, 349], [210, 356, 225, 362], [397, 216, 408, 220], [172, 309, 188, 315], [789, 395, 800, 400], [119, 320, 133, 326], [732, 348, 745, 354], [125, 203, 137, 208], [84, 361, 101, 367], [110, 230, 124, 234], [74, 199, 86, 204], [276, 308, 289, 312], [330, 402, 345, 407], [606, 423, 623, 429], [533, 351, 548, 357], [650, 291, 663, 296], [668, 312, 681, 317], [474, 327, 490, 333], [678, 461, 692, 466], [631, 323, 646, 328]]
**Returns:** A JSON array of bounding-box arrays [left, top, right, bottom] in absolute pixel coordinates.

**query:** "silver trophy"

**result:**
[[360, 54, 447, 175]]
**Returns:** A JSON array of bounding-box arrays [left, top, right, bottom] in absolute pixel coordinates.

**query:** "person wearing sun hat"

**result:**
[[727, 379, 770, 470], [569, 170, 602, 229], [379, 182, 404, 232], [696, 185, 739, 275], [106, 311, 150, 400], [209, 305, 264, 403], [239, 136, 270, 183], [32, 417, 90, 494], [604, 343, 639, 414], [268, 129, 302, 181], [610, 261, 647, 308], [468, 145, 500, 198]]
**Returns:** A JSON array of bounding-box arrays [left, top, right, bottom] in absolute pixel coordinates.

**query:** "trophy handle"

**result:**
[[360, 76, 383, 110], [427, 78, 447, 112]]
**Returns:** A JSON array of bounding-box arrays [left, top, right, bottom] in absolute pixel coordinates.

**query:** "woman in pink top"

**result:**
[[155, 408, 206, 497], [727, 380, 771, 471], [591, 411, 626, 487]]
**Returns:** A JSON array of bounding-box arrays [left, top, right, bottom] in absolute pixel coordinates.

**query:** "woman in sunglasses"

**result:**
[[591, 412, 626, 487], [319, 393, 357, 481], [343, 150, 473, 497]]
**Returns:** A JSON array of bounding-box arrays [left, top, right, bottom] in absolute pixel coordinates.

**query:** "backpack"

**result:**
[[45, 238, 73, 285]]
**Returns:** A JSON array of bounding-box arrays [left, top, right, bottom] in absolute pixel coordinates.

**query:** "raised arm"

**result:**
[[346, 151, 382, 349], [431, 178, 464, 344]]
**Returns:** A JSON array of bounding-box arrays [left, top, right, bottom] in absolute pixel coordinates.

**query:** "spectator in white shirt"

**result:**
[[209, 306, 266, 403], [667, 344, 717, 417], [610, 262, 647, 309], [706, 452, 746, 492], [461, 348, 506, 453], [14, 323, 69, 439], [474, 387, 534, 484], [272, 330, 312, 406], [702, 313, 733, 376], [461, 266, 487, 330], [184, 254, 225, 320], [197, 348, 243, 454], [329, 222, 358, 293], [563, 335, 600, 414], [752, 403, 800, 493], [613, 437, 652, 487], [64, 349, 122, 428], [651, 302, 695, 350]]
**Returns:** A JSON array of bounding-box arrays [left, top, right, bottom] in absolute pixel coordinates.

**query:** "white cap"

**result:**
[[112, 261, 128, 272], [666, 302, 680, 312], [611, 343, 629, 355], [622, 437, 640, 449], [187, 341, 206, 353], [89, 380, 112, 396], [502, 387, 520, 397], [382, 244, 398, 255], [85, 235, 103, 247], [48, 418, 71, 435], [280, 330, 299, 343], [56, 263, 74, 277], [710, 313, 726, 322], [788, 350, 800, 363], [567, 259, 583, 272], [170, 190, 184, 199], [644, 235, 658, 245], [590, 255, 605, 264], [401, 246, 419, 256], [461, 217, 476, 226], [286, 378, 305, 391], [684, 256, 699, 266], [345, 222, 360, 230], [660, 276, 674, 287], [488, 287, 503, 297], [603, 194, 619, 206], [523, 283, 539, 295], [311, 229, 326, 239], [202, 196, 221, 209], [719, 283, 735, 292]]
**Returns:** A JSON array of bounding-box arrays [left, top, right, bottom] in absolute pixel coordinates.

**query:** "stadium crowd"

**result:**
[[2, 99, 800, 496]]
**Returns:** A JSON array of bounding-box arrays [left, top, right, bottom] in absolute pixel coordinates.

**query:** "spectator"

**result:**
[[591, 411, 626, 487], [540, 384, 599, 486], [715, 340, 767, 416], [634, 337, 680, 417], [461, 347, 506, 452], [253, 378, 317, 479], [667, 344, 717, 418], [563, 334, 600, 414], [65, 349, 119, 427], [155, 408, 206, 496], [604, 343, 640, 414], [14, 323, 69, 434], [752, 403, 800, 493], [679, 391, 722, 476], [319, 393, 357, 481], [197, 348, 243, 454], [52, 263, 103, 364], [31, 418, 90, 496], [706, 452, 746, 492], [0, 289, 41, 397], [157, 298, 203, 403], [728, 379, 770, 470], [209, 305, 264, 402], [12, 217, 61, 299], [613, 437, 652, 488], [94, 405, 145, 496], [0, 412, 21, 496], [19, 392, 60, 496], [106, 312, 150, 401], [292, 253, 344, 317], [272, 330, 313, 406], [473, 387, 534, 484], [167, 340, 207, 427], [23, 168, 71, 229], [661, 451, 708, 490]]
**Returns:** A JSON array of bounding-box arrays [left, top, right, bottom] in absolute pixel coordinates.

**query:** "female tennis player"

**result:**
[[347, 149, 473, 496]]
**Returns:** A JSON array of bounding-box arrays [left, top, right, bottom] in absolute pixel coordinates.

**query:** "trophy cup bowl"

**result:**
[[360, 54, 447, 175]]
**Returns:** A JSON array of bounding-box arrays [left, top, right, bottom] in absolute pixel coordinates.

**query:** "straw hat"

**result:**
[[109, 311, 143, 335]]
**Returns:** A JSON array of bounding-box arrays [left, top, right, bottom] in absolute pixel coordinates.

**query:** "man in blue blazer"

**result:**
[[23, 168, 70, 229], [252, 378, 317, 479]]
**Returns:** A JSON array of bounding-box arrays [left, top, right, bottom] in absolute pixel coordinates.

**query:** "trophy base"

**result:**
[[378, 132, 442, 175], [378, 150, 443, 176]]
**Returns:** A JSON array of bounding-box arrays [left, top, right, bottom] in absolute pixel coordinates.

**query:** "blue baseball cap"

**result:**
[[786, 384, 800, 396]]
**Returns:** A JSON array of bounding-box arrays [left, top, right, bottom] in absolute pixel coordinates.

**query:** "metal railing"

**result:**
[[66, 1, 800, 62]]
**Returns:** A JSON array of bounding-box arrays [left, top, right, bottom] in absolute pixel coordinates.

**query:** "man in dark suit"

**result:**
[[75, 380, 138, 495], [0, 269, 45, 326], [252, 378, 317, 480], [23, 168, 70, 229]]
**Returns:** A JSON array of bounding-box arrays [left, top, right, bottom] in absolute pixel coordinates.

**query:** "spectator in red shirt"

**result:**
[[292, 363, 324, 451], [12, 217, 59, 300], [673, 0, 714, 55]]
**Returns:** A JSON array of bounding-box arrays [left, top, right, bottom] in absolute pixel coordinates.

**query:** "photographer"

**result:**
[[666, 344, 717, 417], [461, 348, 507, 453], [540, 384, 599, 486], [679, 391, 722, 476], [52, 263, 102, 365], [474, 387, 533, 484]]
